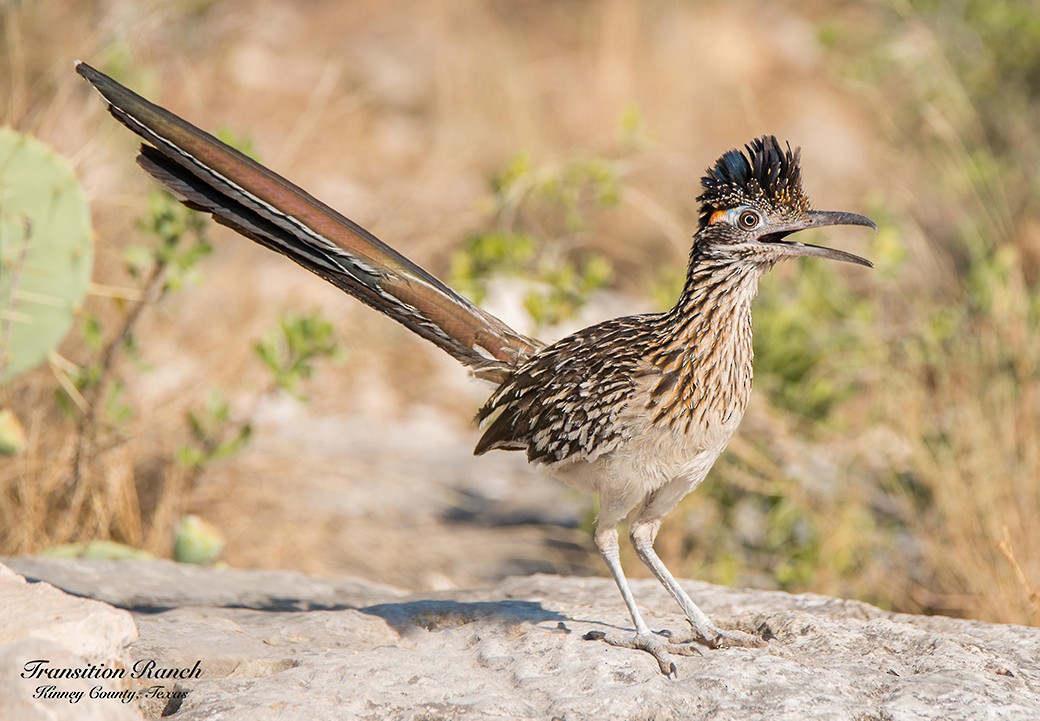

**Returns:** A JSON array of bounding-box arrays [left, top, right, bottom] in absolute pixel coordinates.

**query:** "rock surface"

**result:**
[[0, 562, 141, 721], [2, 557, 1039, 720]]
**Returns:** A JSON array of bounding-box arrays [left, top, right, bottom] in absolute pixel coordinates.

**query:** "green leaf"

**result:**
[[123, 245, 154, 278], [0, 408, 27, 455], [43, 540, 155, 561], [254, 310, 342, 396], [82, 312, 104, 351]]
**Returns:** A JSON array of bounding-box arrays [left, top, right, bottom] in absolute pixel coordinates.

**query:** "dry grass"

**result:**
[[1, 0, 1037, 627]]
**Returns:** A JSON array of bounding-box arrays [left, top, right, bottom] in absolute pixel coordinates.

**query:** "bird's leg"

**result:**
[[595, 525, 653, 636], [629, 517, 763, 648], [584, 524, 701, 677]]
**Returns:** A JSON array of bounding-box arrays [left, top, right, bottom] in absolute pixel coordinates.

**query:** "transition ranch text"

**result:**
[[21, 659, 199, 705], [22, 658, 202, 681]]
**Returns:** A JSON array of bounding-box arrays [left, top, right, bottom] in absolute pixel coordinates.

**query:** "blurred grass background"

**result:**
[[1, 0, 1037, 627]]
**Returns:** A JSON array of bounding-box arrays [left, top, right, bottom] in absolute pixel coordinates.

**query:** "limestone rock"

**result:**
[[3, 558, 1040, 720], [0, 562, 141, 721]]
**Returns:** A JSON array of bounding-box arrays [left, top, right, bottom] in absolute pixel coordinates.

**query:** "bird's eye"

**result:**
[[738, 210, 760, 229]]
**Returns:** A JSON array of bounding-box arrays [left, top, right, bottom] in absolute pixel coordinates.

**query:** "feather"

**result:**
[[697, 135, 810, 226], [76, 61, 540, 382]]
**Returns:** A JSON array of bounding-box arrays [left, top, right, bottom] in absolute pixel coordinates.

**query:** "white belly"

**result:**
[[544, 405, 743, 525]]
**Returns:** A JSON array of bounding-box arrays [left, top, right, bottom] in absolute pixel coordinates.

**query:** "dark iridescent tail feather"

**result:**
[[76, 62, 540, 382]]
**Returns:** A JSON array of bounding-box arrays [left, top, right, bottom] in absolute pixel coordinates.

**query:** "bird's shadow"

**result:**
[[359, 598, 568, 634]]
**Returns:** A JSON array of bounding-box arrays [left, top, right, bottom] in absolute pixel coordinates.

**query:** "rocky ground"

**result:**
[[3, 557, 1039, 720]]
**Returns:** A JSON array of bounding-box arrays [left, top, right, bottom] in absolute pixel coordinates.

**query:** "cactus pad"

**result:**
[[0, 128, 94, 383]]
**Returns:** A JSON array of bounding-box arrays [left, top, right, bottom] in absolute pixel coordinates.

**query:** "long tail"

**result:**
[[76, 61, 540, 383]]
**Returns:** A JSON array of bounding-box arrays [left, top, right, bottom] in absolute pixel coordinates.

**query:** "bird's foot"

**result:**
[[669, 620, 765, 649], [583, 629, 701, 678]]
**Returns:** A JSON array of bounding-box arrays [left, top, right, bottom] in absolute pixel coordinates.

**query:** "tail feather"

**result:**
[[76, 61, 540, 381]]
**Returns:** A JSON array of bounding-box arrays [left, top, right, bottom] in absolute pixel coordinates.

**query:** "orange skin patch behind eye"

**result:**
[[708, 209, 728, 225]]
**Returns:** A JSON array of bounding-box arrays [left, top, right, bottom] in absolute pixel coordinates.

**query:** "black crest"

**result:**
[[697, 136, 810, 226]]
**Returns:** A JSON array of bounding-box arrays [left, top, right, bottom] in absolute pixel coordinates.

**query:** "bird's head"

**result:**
[[695, 136, 875, 268]]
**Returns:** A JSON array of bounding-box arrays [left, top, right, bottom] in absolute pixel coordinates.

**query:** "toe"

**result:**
[[663, 641, 702, 657], [715, 627, 766, 647], [683, 621, 764, 649], [635, 633, 682, 678], [583, 630, 685, 677]]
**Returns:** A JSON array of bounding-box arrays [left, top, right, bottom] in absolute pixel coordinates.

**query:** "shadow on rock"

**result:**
[[361, 599, 567, 633]]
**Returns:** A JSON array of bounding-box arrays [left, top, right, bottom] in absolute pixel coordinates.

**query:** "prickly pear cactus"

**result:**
[[173, 515, 225, 565], [0, 127, 93, 383]]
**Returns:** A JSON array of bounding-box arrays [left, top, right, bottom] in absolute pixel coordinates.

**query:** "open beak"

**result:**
[[761, 210, 877, 268]]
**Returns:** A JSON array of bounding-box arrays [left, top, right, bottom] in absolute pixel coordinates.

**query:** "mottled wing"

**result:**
[[475, 315, 656, 464]]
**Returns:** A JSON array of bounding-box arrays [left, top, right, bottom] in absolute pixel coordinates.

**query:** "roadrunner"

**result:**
[[77, 62, 875, 676]]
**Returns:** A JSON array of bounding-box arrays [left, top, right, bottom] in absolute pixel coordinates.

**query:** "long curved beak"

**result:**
[[762, 210, 877, 268]]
